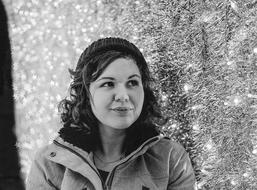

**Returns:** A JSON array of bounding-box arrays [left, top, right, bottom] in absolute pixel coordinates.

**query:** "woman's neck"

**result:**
[[97, 125, 127, 158]]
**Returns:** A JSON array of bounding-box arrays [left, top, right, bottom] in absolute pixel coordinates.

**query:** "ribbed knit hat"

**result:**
[[78, 37, 147, 67]]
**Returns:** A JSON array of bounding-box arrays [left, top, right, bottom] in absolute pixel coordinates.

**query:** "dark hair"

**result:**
[[58, 37, 165, 152]]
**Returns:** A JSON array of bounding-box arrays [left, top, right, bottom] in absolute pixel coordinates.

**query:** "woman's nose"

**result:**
[[114, 85, 129, 102]]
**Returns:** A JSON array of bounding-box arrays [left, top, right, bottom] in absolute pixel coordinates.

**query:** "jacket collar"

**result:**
[[52, 133, 163, 160], [50, 133, 164, 170], [58, 123, 160, 154]]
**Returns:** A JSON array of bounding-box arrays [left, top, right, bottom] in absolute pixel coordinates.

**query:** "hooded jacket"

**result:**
[[26, 129, 197, 190]]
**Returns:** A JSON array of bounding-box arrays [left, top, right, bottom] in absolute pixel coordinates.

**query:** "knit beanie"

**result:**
[[76, 37, 147, 69]]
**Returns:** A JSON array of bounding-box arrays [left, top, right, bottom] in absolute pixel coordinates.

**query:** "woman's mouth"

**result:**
[[112, 107, 132, 111], [111, 107, 133, 115]]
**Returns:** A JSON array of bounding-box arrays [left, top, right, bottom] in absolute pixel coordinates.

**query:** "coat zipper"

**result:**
[[53, 140, 107, 190], [105, 136, 160, 189]]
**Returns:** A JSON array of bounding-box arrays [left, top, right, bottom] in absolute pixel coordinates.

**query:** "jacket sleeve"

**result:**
[[167, 142, 197, 190], [26, 147, 63, 190]]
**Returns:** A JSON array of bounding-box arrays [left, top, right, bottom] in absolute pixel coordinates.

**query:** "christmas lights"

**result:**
[[3, 0, 257, 188]]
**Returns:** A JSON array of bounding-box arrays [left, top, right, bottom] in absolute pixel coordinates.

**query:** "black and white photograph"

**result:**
[[1, 0, 257, 189]]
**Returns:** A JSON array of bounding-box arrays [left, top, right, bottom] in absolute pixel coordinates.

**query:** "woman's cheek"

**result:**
[[133, 88, 144, 109], [95, 90, 111, 107]]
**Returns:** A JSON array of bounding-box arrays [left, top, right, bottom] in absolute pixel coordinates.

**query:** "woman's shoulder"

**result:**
[[153, 136, 188, 156], [31, 142, 62, 173], [27, 142, 65, 190], [33, 142, 56, 161], [29, 141, 66, 177], [31, 139, 68, 171]]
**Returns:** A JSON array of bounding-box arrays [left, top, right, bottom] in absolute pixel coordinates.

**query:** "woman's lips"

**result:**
[[111, 107, 133, 115], [111, 107, 133, 111]]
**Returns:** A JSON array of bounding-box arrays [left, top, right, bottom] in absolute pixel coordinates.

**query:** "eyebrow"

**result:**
[[128, 74, 141, 79], [96, 74, 141, 82]]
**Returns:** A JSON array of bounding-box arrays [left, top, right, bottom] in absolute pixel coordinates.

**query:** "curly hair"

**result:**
[[58, 38, 166, 152]]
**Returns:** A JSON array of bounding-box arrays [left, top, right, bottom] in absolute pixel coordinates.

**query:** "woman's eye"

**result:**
[[128, 80, 139, 87], [101, 82, 114, 87]]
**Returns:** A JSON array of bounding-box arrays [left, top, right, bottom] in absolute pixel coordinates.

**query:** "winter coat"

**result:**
[[26, 134, 197, 190]]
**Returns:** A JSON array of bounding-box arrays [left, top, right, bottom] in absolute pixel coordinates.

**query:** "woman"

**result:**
[[27, 37, 197, 190]]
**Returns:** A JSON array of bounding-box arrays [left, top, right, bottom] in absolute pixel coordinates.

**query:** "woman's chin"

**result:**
[[108, 123, 131, 130]]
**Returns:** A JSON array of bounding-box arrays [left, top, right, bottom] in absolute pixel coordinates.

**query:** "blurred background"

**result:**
[[2, 0, 257, 189]]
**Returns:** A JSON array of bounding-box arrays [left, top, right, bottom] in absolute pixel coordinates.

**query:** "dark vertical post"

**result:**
[[0, 0, 25, 189]]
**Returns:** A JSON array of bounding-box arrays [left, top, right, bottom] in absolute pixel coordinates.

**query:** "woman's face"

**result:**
[[89, 58, 144, 130]]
